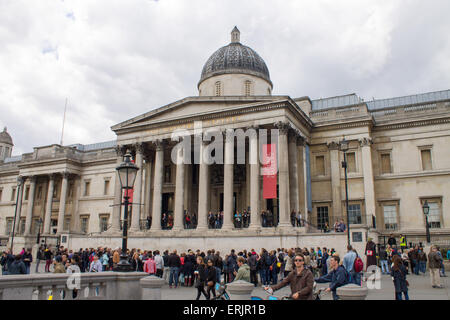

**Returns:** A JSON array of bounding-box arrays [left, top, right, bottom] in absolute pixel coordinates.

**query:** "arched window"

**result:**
[[244, 80, 251, 96], [215, 81, 222, 96]]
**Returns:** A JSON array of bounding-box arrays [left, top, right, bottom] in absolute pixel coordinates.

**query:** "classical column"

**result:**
[[173, 145, 185, 231], [222, 130, 234, 230], [288, 130, 300, 215], [131, 143, 144, 232], [276, 122, 291, 227], [111, 146, 125, 232], [151, 140, 164, 231], [143, 152, 153, 225], [24, 176, 37, 236], [197, 139, 210, 230], [14, 177, 25, 235], [249, 128, 260, 229], [328, 141, 342, 220], [300, 140, 310, 223], [43, 174, 55, 234], [360, 138, 376, 225], [56, 172, 69, 234], [71, 176, 82, 233]]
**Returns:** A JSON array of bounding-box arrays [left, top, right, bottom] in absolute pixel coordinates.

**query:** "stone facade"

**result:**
[[0, 28, 449, 255]]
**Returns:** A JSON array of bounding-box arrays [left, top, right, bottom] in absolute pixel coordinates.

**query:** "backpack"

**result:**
[[354, 255, 364, 273], [265, 254, 272, 266]]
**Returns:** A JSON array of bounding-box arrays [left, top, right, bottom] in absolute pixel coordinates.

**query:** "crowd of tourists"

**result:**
[[1, 239, 448, 300]]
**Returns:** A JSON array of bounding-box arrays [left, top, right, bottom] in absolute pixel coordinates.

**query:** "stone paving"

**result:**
[[7, 262, 449, 300]]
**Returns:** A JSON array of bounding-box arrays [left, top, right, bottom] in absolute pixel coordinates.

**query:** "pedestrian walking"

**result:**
[[194, 256, 208, 300], [428, 245, 443, 288], [391, 255, 409, 300]]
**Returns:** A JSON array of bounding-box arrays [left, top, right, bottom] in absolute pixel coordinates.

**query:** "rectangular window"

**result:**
[[99, 215, 110, 232], [315, 156, 325, 176], [11, 187, 16, 201], [84, 181, 90, 196], [317, 206, 329, 230], [63, 217, 71, 231], [0, 188, 3, 202], [421, 149, 432, 170], [164, 165, 171, 183], [383, 205, 398, 230], [25, 186, 30, 201], [81, 216, 90, 233], [348, 204, 362, 224], [381, 153, 392, 174], [36, 186, 42, 200], [427, 202, 441, 228], [346, 152, 356, 173], [19, 218, 26, 235], [0, 146, 3, 157], [5, 218, 13, 236], [104, 180, 110, 195]]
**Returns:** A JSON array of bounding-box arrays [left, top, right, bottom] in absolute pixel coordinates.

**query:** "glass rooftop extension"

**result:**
[[311, 89, 450, 111], [67, 140, 116, 151]]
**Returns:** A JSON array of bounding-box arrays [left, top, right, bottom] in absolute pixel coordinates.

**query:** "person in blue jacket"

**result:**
[[315, 255, 349, 300]]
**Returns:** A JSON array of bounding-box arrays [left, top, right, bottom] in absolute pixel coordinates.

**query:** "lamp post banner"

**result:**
[[262, 143, 277, 199]]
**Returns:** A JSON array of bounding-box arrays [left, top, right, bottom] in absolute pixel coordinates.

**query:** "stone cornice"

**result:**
[[374, 169, 450, 180], [373, 117, 450, 131], [312, 119, 374, 132]]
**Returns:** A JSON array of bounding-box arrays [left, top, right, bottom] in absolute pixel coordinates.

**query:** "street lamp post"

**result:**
[[113, 151, 139, 272], [10, 176, 24, 253], [340, 139, 350, 247], [422, 200, 431, 244], [36, 218, 43, 245]]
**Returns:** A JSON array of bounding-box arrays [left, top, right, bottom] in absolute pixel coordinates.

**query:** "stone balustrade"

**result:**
[[0, 272, 148, 300]]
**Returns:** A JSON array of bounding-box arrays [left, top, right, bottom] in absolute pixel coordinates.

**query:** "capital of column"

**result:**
[[115, 145, 127, 157], [327, 141, 340, 151], [274, 121, 290, 135], [153, 139, 165, 151], [134, 142, 145, 154], [61, 171, 70, 179], [296, 135, 305, 146], [359, 137, 373, 147], [27, 175, 37, 183]]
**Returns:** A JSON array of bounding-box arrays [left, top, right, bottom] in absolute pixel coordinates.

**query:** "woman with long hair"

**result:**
[[194, 256, 208, 300], [391, 255, 409, 300], [206, 259, 217, 299]]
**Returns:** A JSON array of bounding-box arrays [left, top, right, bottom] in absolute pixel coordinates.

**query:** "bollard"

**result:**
[[337, 283, 368, 300], [226, 280, 255, 300], [140, 276, 165, 300]]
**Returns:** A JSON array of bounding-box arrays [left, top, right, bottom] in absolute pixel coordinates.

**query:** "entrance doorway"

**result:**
[[265, 185, 279, 226], [219, 192, 236, 213]]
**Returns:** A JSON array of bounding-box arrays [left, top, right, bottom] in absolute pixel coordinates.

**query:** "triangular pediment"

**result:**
[[112, 96, 288, 132]]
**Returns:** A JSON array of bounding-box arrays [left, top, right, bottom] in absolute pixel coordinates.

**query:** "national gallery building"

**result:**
[[1, 28, 449, 254]]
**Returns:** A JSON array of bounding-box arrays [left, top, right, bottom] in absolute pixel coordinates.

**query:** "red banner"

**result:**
[[262, 143, 277, 199]]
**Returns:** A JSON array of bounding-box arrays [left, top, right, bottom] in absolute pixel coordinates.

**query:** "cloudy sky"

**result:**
[[1, 0, 449, 156]]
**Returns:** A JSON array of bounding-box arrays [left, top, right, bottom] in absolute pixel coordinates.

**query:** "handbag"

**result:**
[[207, 281, 214, 287]]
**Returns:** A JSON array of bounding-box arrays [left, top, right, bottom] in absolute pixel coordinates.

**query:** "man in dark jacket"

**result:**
[[22, 248, 33, 274], [248, 252, 258, 287], [315, 255, 349, 300], [8, 255, 27, 275], [168, 250, 181, 288], [227, 250, 238, 282], [1, 249, 15, 275], [387, 234, 397, 246]]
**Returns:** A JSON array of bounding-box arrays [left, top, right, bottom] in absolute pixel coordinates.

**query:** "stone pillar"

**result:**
[[197, 139, 209, 231], [301, 140, 309, 223], [226, 280, 255, 300], [24, 176, 37, 235], [111, 146, 126, 233], [360, 138, 376, 225], [71, 176, 82, 233], [276, 122, 291, 227], [173, 146, 185, 231], [143, 152, 153, 225], [151, 140, 164, 231], [131, 143, 144, 232], [43, 174, 55, 234], [56, 172, 69, 234], [288, 130, 300, 214], [328, 142, 342, 221], [222, 130, 234, 230], [14, 177, 25, 234], [140, 275, 165, 300], [249, 128, 260, 229]]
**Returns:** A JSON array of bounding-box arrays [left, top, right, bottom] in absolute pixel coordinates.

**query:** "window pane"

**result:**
[[317, 206, 329, 230], [421, 150, 432, 170], [383, 205, 397, 230], [427, 202, 441, 228], [348, 204, 361, 224]]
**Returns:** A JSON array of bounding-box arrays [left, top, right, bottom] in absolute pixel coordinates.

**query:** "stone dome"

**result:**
[[0, 127, 13, 146], [198, 27, 272, 88]]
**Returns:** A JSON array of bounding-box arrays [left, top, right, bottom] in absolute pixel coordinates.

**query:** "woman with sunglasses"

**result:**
[[264, 253, 314, 300]]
